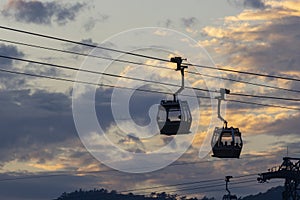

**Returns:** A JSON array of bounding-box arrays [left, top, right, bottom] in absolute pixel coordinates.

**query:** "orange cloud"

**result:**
[[225, 0, 300, 22], [28, 163, 65, 171]]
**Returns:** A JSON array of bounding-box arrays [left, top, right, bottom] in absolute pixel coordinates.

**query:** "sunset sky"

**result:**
[[0, 0, 299, 199]]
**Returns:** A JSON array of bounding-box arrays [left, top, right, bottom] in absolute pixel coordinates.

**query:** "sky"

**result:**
[[0, 0, 299, 199]]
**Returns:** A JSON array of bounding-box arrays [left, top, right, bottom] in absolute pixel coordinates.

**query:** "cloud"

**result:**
[[84, 15, 109, 32], [165, 19, 173, 28], [261, 113, 300, 136], [118, 134, 146, 153], [244, 16, 300, 72], [0, 89, 77, 165], [0, 44, 26, 89], [0, 43, 24, 67], [0, 172, 100, 200], [0, 87, 288, 199], [0, 147, 286, 200], [0, 84, 165, 168], [2, 0, 86, 25], [243, 0, 267, 9], [202, 7, 300, 74], [64, 38, 116, 59], [66, 38, 99, 53], [0, 87, 104, 173], [225, 0, 300, 21], [228, 0, 269, 10], [181, 17, 198, 28]]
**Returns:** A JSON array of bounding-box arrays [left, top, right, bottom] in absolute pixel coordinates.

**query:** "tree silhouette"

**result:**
[[54, 188, 216, 200]]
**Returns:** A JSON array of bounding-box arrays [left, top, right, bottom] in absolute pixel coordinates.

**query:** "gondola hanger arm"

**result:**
[[170, 57, 188, 102], [215, 88, 230, 127]]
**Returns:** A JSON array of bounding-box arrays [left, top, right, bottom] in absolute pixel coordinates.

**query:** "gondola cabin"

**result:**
[[157, 100, 192, 136], [211, 126, 243, 158]]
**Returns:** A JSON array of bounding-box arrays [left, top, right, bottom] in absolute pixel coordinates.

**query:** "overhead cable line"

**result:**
[[233, 173, 258, 179], [182, 180, 283, 195], [0, 25, 299, 82], [1, 54, 300, 104], [162, 179, 256, 193], [0, 67, 184, 97], [1, 38, 299, 94], [0, 54, 211, 93], [0, 38, 169, 71], [120, 178, 224, 193], [188, 71, 300, 94], [187, 63, 300, 82], [0, 152, 277, 183], [0, 25, 169, 62], [0, 156, 256, 183], [164, 179, 256, 194], [229, 92, 300, 102], [0, 67, 299, 111], [227, 99, 300, 111], [120, 174, 257, 194]]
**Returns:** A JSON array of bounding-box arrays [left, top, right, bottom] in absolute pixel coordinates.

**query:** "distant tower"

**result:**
[[258, 157, 300, 200]]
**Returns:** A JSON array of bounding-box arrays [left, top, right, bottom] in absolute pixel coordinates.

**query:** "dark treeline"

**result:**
[[54, 188, 215, 200], [54, 186, 285, 200], [241, 186, 284, 200]]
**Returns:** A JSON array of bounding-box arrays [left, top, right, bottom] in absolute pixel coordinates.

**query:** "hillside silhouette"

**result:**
[[54, 188, 214, 200], [241, 186, 284, 200], [54, 186, 285, 200]]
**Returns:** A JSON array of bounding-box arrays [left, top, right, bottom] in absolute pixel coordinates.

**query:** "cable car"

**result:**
[[211, 124, 243, 158], [157, 57, 192, 136], [157, 100, 192, 135], [211, 89, 243, 158], [222, 176, 238, 200]]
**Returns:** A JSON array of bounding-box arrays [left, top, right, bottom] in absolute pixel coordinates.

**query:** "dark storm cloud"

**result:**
[[270, 141, 300, 156], [204, 16, 300, 73], [129, 86, 165, 126], [253, 17, 300, 72], [0, 44, 26, 89], [0, 43, 24, 67], [95, 87, 115, 131], [0, 84, 162, 165], [0, 89, 77, 164], [2, 0, 86, 25], [262, 113, 300, 137], [0, 173, 99, 200], [244, 16, 300, 72]]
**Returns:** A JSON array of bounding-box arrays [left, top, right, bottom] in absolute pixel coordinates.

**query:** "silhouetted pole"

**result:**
[[225, 176, 233, 196]]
